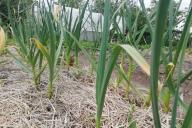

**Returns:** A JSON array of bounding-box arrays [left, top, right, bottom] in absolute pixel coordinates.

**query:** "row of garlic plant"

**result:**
[[7, 0, 90, 98], [96, 0, 192, 127], [7, 0, 47, 88], [112, 1, 148, 97], [32, 2, 64, 98], [63, 0, 89, 67]]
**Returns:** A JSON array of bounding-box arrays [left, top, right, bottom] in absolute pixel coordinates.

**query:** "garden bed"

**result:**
[[0, 53, 188, 128]]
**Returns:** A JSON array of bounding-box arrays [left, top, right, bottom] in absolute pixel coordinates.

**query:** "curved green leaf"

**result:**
[[182, 102, 192, 128]]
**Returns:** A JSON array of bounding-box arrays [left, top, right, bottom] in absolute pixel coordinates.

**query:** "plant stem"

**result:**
[[47, 81, 53, 99], [96, 115, 101, 128], [150, 0, 171, 127], [48, 66, 54, 99]]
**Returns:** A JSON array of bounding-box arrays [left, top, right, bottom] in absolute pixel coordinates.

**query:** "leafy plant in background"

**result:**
[[58, 0, 83, 8], [69, 0, 88, 66], [111, 1, 148, 97], [61, 0, 89, 67], [0, 0, 33, 31], [7, 0, 47, 89], [62, 8, 76, 67], [32, 1, 64, 99]]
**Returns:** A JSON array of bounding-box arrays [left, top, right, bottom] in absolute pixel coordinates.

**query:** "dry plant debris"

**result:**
[[0, 56, 181, 128]]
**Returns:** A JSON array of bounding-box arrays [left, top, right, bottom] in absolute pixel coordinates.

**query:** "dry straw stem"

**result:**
[[0, 27, 5, 52]]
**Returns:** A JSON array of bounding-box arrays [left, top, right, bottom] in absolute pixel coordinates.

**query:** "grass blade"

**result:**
[[7, 50, 31, 73], [96, 0, 111, 104], [171, 6, 192, 128], [96, 0, 111, 127], [150, 0, 171, 127], [173, 6, 192, 65], [139, 0, 153, 35], [181, 102, 192, 128], [97, 46, 121, 127]]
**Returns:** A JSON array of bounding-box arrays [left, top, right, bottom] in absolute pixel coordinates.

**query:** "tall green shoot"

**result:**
[[7, 0, 46, 88], [96, 0, 111, 127], [150, 0, 171, 127]]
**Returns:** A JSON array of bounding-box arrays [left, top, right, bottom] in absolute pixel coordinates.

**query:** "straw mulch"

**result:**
[[0, 55, 182, 128]]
